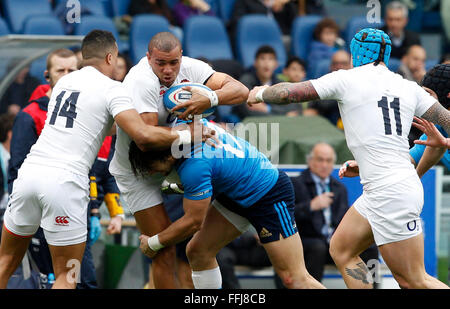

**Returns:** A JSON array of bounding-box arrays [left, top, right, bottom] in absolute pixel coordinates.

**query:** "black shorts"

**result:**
[[215, 170, 297, 244]]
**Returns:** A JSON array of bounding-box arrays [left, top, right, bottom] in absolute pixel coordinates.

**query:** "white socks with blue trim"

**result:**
[[191, 266, 222, 289]]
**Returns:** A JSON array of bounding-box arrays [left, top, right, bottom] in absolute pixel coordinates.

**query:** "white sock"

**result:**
[[191, 267, 222, 289]]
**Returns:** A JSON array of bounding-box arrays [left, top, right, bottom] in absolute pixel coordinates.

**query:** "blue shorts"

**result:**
[[215, 170, 297, 244]]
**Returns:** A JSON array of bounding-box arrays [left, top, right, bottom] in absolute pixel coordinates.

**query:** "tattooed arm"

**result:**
[[247, 81, 320, 105], [420, 102, 450, 136]]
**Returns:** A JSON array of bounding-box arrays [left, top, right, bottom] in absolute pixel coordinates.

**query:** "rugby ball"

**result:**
[[163, 82, 216, 117]]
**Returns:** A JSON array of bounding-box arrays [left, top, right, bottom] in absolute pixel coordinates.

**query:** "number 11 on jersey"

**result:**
[[378, 96, 402, 136]]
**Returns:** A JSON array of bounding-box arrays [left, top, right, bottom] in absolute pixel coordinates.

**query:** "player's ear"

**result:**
[[106, 53, 113, 65], [44, 70, 50, 81]]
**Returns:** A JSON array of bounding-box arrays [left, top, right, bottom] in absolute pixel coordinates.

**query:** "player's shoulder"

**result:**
[[180, 56, 212, 71]]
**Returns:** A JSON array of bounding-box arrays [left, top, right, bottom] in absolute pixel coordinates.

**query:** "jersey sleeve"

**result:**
[[106, 84, 135, 118], [309, 69, 348, 101], [414, 84, 438, 117], [125, 77, 159, 114], [178, 159, 213, 200], [409, 133, 426, 164], [184, 57, 215, 84]]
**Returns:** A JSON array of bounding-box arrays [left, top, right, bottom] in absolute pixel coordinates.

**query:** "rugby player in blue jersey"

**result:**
[[129, 121, 325, 289]]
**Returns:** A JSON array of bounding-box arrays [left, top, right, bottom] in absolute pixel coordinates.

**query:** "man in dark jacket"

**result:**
[[291, 142, 378, 283]]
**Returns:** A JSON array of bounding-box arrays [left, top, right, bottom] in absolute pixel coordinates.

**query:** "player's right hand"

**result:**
[[187, 121, 221, 148], [247, 85, 269, 106], [339, 160, 359, 179]]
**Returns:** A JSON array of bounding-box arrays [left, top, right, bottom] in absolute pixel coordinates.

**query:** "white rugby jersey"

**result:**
[[24, 66, 134, 176], [310, 63, 437, 191], [110, 56, 215, 176]]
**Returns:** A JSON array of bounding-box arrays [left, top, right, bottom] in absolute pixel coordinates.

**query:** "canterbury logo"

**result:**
[[55, 216, 69, 226], [259, 227, 272, 238]]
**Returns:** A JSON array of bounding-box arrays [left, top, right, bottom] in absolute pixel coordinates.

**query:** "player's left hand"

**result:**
[[247, 85, 269, 106], [412, 117, 449, 148], [139, 234, 157, 259], [172, 86, 212, 120], [89, 216, 102, 245], [107, 215, 123, 235]]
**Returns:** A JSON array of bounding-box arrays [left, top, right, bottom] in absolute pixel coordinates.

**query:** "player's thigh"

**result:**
[[48, 242, 86, 287], [262, 232, 307, 275], [114, 173, 164, 216], [188, 200, 244, 257], [330, 203, 375, 261], [378, 233, 426, 283]]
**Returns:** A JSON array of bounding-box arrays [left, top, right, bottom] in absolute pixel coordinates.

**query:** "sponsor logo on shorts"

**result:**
[[406, 219, 418, 232], [55, 216, 70, 226], [191, 190, 210, 197], [259, 227, 272, 238]]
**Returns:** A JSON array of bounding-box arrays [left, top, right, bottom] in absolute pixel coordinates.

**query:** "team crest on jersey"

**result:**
[[55, 216, 70, 226]]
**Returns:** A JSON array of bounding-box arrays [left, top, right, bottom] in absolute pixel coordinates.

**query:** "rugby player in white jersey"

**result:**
[[109, 31, 248, 288], [247, 28, 450, 289], [0, 30, 208, 289]]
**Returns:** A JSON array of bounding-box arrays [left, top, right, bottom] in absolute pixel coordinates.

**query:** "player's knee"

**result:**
[[186, 240, 214, 265], [394, 272, 427, 289], [329, 236, 346, 265], [152, 246, 177, 269]]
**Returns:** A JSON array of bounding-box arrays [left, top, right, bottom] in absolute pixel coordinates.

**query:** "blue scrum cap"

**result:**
[[350, 28, 392, 67]]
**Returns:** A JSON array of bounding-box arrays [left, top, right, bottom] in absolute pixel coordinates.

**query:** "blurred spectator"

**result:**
[[277, 56, 307, 83], [397, 45, 426, 84], [216, 230, 272, 289], [173, 0, 216, 27], [288, 143, 379, 283], [0, 113, 13, 211], [307, 17, 344, 74], [304, 50, 351, 127], [113, 53, 133, 82], [0, 60, 40, 115], [233, 45, 301, 119], [381, 1, 421, 60], [297, 0, 326, 15], [127, 0, 183, 41], [229, 0, 298, 43]]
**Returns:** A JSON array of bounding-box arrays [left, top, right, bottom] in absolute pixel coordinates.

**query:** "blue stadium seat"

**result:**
[[74, 16, 127, 52], [29, 55, 49, 85], [344, 16, 384, 47], [2, 0, 52, 33], [0, 18, 10, 36], [183, 16, 233, 61], [235, 15, 286, 70], [111, 0, 131, 17], [426, 59, 438, 71], [290, 15, 322, 61], [129, 14, 170, 64], [166, 0, 178, 9], [218, 0, 236, 24], [387, 57, 401, 73], [23, 16, 65, 35]]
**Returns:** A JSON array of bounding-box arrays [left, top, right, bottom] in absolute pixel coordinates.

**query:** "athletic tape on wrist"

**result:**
[[147, 234, 164, 251], [255, 88, 265, 102], [209, 91, 219, 107], [176, 130, 191, 145]]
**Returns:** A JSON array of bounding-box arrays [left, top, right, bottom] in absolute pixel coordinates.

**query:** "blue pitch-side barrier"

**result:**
[[279, 165, 438, 277]]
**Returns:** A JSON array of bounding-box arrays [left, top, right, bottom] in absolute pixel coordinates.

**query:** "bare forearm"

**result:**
[[421, 102, 450, 135], [138, 126, 178, 151], [262, 81, 319, 105], [416, 146, 446, 177], [213, 75, 249, 106], [158, 216, 200, 247]]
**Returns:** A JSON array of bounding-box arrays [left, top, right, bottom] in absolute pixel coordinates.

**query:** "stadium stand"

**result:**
[[235, 14, 286, 70], [217, 0, 236, 25], [22, 16, 65, 36], [0, 18, 10, 36], [128, 14, 170, 64], [54, 0, 108, 16], [183, 15, 233, 61], [2, 0, 52, 33], [290, 15, 322, 61], [344, 16, 384, 48], [111, 0, 131, 18]]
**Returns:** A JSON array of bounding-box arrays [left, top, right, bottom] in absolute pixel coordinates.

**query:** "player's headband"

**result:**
[[350, 28, 392, 67]]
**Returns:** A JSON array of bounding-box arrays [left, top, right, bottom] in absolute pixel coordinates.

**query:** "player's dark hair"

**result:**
[[81, 30, 117, 60], [148, 31, 181, 54], [255, 45, 277, 59], [128, 141, 172, 177]]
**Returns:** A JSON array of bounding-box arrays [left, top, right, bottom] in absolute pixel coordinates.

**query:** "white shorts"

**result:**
[[353, 174, 424, 246], [113, 172, 164, 215], [3, 163, 88, 246], [211, 199, 252, 233]]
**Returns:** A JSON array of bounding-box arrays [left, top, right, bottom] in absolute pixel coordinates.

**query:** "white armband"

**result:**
[[208, 91, 219, 107], [147, 234, 164, 252], [176, 130, 191, 145]]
